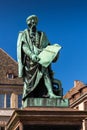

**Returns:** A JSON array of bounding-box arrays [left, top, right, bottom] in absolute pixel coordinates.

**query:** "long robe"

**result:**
[[17, 29, 50, 100]]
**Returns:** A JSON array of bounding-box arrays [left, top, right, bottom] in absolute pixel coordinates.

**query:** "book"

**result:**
[[38, 44, 62, 67]]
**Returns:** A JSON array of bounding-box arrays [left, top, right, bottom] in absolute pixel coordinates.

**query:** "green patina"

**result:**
[[17, 15, 68, 108]]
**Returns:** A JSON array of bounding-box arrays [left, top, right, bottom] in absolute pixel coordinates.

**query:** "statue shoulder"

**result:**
[[17, 30, 26, 41], [23, 29, 28, 33], [18, 29, 29, 43], [21, 29, 29, 36], [39, 31, 50, 47]]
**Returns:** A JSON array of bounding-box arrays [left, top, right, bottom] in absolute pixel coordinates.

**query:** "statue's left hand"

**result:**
[[31, 54, 40, 62]]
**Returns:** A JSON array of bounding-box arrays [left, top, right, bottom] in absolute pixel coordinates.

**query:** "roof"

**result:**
[[0, 48, 23, 85], [64, 80, 86, 99]]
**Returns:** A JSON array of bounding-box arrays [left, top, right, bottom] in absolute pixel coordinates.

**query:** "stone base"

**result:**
[[22, 98, 69, 108], [6, 107, 87, 130]]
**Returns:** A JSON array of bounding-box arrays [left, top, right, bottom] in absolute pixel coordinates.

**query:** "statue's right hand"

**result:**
[[31, 54, 40, 62]]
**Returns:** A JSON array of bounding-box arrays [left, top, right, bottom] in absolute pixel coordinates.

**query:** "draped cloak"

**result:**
[[17, 29, 50, 99]]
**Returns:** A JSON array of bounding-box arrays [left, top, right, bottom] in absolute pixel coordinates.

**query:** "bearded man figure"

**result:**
[[17, 15, 62, 106]]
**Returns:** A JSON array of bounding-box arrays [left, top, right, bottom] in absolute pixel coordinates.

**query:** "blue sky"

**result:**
[[0, 0, 87, 94]]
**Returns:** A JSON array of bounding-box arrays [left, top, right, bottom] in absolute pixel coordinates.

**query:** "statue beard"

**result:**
[[31, 26, 36, 33]]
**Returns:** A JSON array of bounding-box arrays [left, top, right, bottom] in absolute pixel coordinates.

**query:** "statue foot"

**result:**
[[43, 94, 49, 98], [49, 93, 62, 98], [43, 93, 62, 98]]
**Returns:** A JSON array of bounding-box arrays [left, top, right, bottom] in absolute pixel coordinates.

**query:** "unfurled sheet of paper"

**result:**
[[38, 44, 62, 67]]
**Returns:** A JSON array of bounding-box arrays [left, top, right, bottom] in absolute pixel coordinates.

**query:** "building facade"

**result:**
[[64, 80, 87, 130], [0, 48, 23, 129]]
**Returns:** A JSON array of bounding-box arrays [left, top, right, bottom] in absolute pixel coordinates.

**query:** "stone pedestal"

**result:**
[[6, 107, 87, 130], [23, 98, 69, 108]]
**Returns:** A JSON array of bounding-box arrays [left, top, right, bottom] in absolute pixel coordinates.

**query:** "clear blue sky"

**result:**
[[0, 0, 87, 94]]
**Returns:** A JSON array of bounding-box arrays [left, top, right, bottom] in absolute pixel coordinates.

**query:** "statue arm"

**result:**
[[22, 44, 40, 62], [22, 43, 32, 58]]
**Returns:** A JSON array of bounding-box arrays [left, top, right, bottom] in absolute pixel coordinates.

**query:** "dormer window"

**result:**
[[7, 73, 14, 79]]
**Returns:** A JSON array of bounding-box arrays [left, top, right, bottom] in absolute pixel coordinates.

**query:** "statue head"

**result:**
[[26, 15, 38, 31]]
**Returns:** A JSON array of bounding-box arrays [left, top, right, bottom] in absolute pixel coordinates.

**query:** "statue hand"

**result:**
[[31, 54, 40, 62]]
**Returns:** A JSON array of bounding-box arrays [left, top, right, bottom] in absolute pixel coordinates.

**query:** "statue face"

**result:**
[[28, 18, 37, 32]]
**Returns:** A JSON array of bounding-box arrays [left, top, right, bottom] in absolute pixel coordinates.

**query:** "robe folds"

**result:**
[[17, 29, 50, 99]]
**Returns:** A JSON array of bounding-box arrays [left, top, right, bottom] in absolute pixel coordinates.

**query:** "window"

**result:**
[[18, 94, 22, 108], [0, 94, 11, 108], [6, 94, 11, 108], [79, 89, 83, 96], [7, 73, 14, 79], [72, 94, 76, 100], [0, 94, 4, 108]]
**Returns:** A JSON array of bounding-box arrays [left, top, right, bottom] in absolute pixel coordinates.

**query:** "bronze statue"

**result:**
[[17, 15, 62, 103]]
